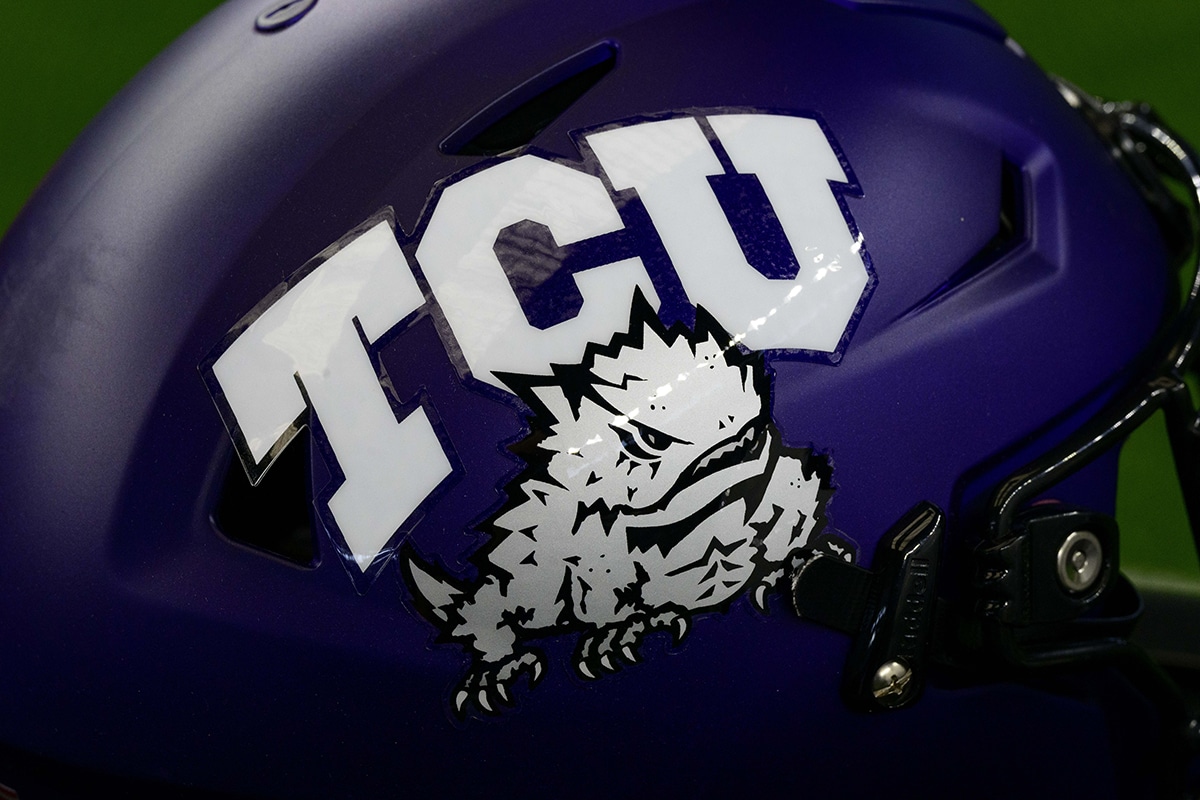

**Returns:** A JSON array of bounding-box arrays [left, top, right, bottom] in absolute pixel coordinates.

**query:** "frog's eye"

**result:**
[[610, 420, 688, 461]]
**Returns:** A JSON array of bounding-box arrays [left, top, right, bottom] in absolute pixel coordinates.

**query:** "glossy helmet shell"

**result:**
[[0, 0, 1173, 796]]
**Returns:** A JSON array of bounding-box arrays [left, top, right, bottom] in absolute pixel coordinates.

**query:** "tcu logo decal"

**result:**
[[404, 292, 854, 715], [202, 109, 872, 712]]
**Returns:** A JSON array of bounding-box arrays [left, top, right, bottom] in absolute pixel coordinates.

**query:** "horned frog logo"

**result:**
[[403, 291, 846, 716]]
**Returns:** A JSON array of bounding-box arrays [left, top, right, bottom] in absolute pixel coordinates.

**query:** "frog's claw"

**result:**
[[452, 650, 545, 718]]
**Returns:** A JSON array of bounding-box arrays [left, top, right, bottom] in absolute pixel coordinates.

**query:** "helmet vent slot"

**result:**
[[440, 41, 618, 157], [899, 158, 1026, 317], [213, 431, 319, 567]]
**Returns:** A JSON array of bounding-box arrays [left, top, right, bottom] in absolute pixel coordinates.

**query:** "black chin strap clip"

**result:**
[[792, 503, 944, 711]]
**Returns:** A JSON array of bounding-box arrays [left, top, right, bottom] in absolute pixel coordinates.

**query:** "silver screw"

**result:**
[[1056, 530, 1103, 593], [872, 660, 912, 703]]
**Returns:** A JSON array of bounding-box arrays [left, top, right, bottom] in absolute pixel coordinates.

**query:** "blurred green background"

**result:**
[[0, 1, 1197, 586], [0, 2, 224, 234]]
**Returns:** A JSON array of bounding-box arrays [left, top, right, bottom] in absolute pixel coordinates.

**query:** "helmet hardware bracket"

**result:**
[[792, 92, 1200, 785], [793, 502, 944, 712]]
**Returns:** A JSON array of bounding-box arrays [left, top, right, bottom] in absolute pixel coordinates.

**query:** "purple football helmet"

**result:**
[[2, 0, 1199, 797]]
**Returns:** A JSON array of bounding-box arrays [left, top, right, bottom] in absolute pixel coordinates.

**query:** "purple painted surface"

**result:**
[[0, 0, 1174, 796]]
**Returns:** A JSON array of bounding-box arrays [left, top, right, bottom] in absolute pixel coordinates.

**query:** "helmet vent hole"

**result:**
[[440, 41, 618, 157], [899, 158, 1026, 316], [213, 431, 319, 567]]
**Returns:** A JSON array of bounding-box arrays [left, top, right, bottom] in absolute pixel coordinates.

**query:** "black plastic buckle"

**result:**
[[973, 505, 1141, 667], [792, 503, 944, 711], [977, 507, 1119, 625]]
